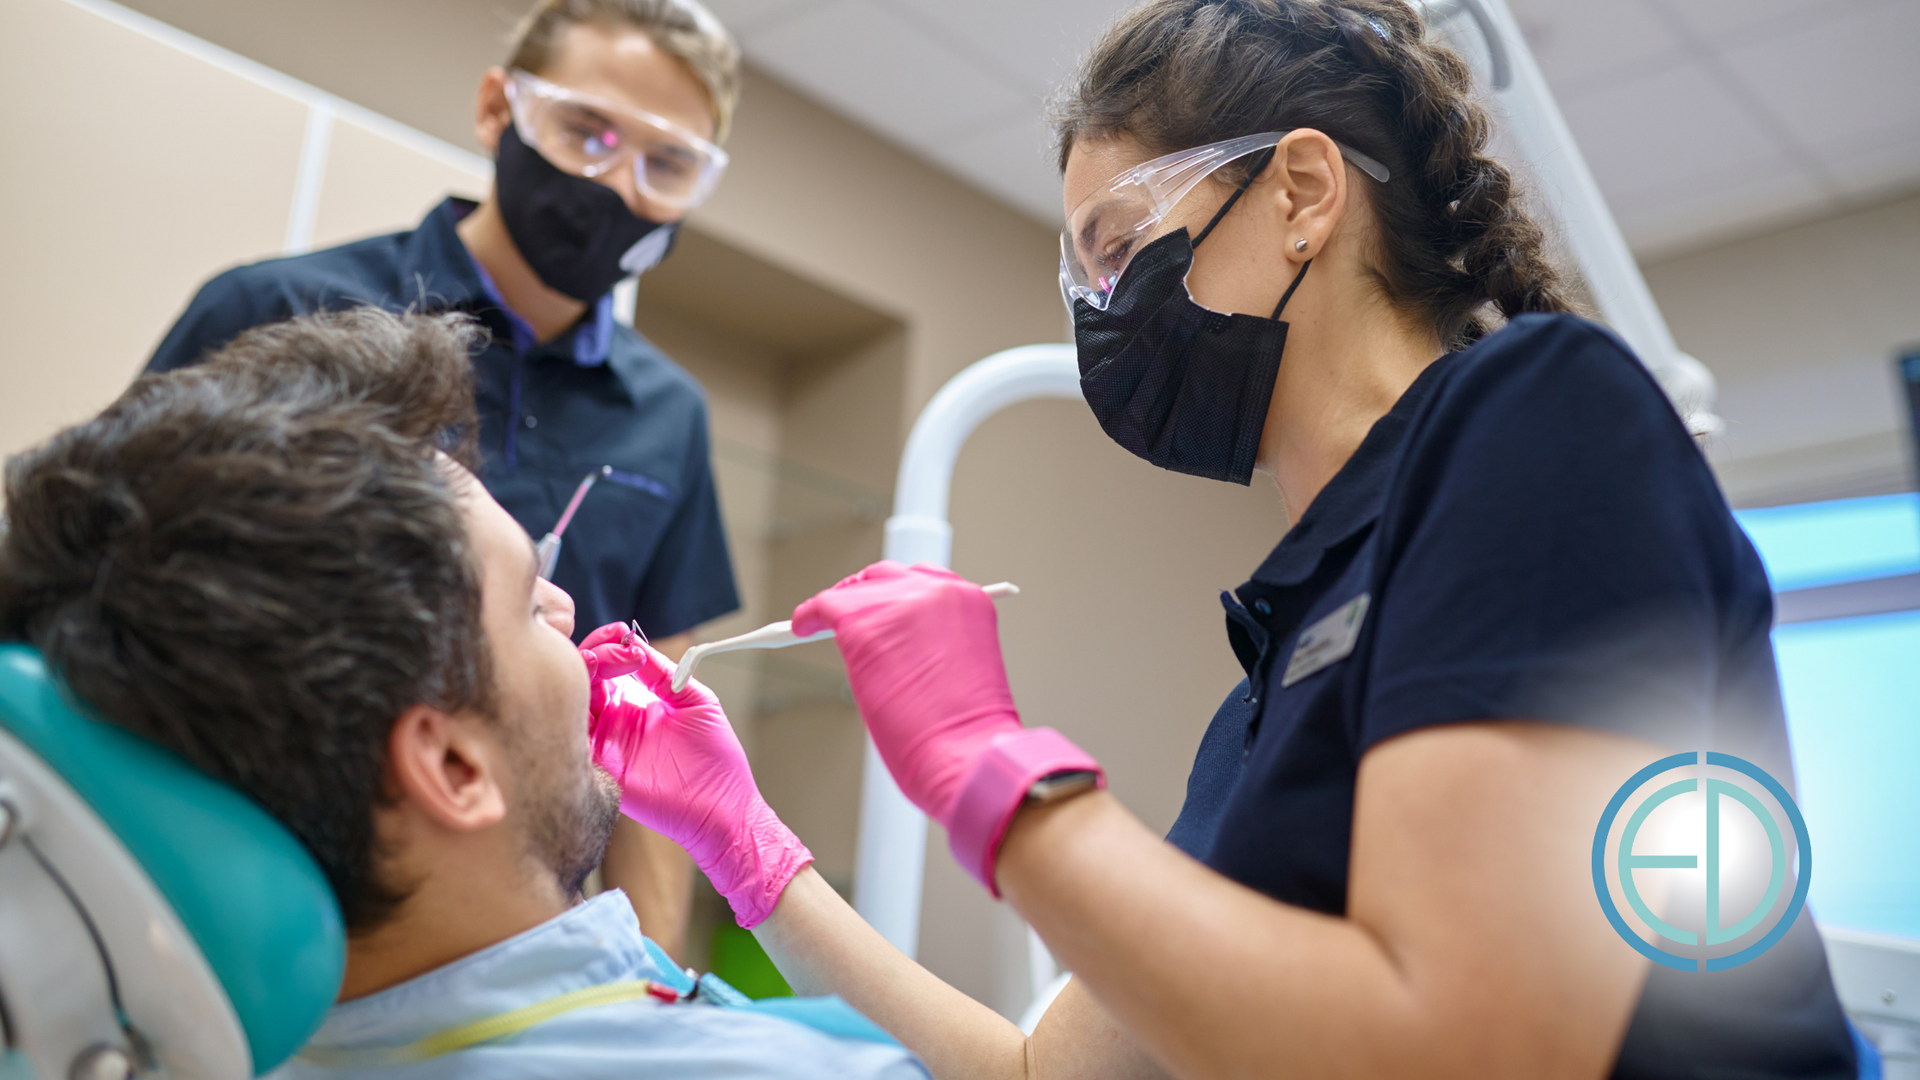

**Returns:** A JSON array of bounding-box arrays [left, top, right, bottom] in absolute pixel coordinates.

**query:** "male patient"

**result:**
[[0, 310, 922, 1078]]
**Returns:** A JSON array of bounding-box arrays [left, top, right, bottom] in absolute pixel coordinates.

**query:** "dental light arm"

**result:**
[[853, 344, 1084, 958]]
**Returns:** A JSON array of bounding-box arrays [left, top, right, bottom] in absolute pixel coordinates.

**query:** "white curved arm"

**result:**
[[853, 344, 1083, 958]]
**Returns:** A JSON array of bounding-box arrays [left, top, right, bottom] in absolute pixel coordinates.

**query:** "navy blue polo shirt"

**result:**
[[144, 198, 738, 641], [1165, 314, 1854, 1078]]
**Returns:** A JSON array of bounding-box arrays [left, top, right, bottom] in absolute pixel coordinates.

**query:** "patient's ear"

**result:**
[[387, 706, 508, 832]]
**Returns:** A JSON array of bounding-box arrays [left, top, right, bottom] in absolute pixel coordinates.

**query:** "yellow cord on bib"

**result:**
[[296, 979, 660, 1068]]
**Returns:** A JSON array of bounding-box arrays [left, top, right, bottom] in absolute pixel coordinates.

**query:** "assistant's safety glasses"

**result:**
[[505, 69, 730, 212], [1059, 131, 1391, 312]]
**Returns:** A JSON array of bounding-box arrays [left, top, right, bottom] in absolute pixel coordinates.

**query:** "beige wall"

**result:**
[[0, 0, 305, 456], [0, 0, 494, 467], [310, 116, 487, 252], [12, 0, 1296, 1022], [1644, 191, 1920, 507], [93, 0, 511, 161]]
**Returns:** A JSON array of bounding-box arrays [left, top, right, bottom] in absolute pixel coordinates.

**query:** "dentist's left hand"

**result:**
[[579, 623, 812, 928]]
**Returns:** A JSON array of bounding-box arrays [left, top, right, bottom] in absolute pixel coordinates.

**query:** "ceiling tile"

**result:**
[[1716, 0, 1920, 155], [1611, 154, 1828, 256], [700, 0, 817, 36], [923, 111, 1065, 224], [886, 0, 1133, 96], [705, 0, 1910, 253], [1656, 0, 1885, 44], [1503, 0, 1688, 96], [1557, 60, 1784, 201], [743, 0, 1029, 141]]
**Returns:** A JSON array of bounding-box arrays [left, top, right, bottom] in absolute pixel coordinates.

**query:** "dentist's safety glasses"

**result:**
[[1059, 131, 1391, 312], [506, 69, 730, 211]]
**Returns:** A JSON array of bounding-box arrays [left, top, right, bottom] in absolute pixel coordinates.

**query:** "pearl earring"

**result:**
[[1294, 238, 1309, 253]]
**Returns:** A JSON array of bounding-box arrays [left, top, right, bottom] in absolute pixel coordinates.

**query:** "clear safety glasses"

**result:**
[[1058, 131, 1391, 312], [505, 70, 730, 212]]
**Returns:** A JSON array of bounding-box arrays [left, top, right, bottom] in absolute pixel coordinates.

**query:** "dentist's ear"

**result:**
[[1265, 128, 1351, 263], [473, 67, 513, 155], [387, 705, 508, 833]]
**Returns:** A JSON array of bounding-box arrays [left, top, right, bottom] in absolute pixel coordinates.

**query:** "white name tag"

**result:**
[[1280, 593, 1371, 688]]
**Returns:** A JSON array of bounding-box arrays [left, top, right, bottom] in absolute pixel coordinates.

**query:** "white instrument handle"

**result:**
[[669, 582, 1018, 692]]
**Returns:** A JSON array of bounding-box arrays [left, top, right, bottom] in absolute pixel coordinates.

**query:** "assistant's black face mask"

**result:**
[[1073, 165, 1310, 486], [495, 124, 678, 301]]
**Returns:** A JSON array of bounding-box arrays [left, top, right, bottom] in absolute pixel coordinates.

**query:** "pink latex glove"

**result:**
[[579, 622, 811, 928], [792, 563, 1101, 894]]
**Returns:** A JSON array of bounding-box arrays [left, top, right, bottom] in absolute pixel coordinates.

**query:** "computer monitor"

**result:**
[[1901, 348, 1920, 484]]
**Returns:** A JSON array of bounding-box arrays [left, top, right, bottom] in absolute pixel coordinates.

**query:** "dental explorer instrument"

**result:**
[[536, 466, 610, 580], [669, 581, 1019, 692]]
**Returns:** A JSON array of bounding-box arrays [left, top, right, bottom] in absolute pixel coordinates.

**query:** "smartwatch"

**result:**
[[1026, 769, 1100, 805]]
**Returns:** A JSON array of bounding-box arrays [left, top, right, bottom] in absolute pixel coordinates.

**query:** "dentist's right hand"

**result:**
[[579, 623, 812, 928], [792, 562, 1102, 895]]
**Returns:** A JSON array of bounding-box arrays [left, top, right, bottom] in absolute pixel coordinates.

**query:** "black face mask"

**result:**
[[1073, 165, 1310, 486], [495, 124, 678, 301]]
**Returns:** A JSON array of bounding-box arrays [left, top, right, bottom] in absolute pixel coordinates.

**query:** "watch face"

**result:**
[[1028, 770, 1100, 804]]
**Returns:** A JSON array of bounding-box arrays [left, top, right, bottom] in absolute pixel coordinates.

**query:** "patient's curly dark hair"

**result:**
[[0, 308, 490, 930]]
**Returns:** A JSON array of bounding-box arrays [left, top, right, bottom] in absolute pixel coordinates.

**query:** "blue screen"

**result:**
[[1772, 612, 1920, 938], [1732, 493, 1920, 591], [1735, 495, 1920, 939]]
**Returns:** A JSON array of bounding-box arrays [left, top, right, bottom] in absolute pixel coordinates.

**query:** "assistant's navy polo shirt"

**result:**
[[144, 198, 738, 641], [1165, 314, 1855, 1078]]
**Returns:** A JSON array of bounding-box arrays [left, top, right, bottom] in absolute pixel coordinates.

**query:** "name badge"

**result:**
[[1281, 593, 1371, 688]]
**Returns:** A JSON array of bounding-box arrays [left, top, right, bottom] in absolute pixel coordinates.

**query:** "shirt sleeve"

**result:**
[[628, 403, 740, 638], [144, 267, 281, 374], [1360, 316, 1747, 754]]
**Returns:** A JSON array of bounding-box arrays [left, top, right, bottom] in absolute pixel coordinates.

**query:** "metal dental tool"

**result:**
[[669, 581, 1019, 692], [536, 466, 611, 580]]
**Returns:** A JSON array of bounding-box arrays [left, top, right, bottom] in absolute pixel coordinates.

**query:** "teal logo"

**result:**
[[1592, 752, 1810, 972]]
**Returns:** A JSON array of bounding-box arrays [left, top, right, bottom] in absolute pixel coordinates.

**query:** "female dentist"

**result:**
[[581, 0, 1860, 1077]]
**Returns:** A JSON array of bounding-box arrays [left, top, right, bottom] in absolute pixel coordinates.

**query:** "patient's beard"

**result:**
[[522, 754, 622, 901]]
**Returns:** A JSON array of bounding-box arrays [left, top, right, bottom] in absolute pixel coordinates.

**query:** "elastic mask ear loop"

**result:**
[[1191, 147, 1278, 249], [1271, 258, 1312, 320]]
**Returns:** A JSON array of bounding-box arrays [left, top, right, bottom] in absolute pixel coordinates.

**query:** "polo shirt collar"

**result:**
[[1246, 351, 1456, 588], [420, 198, 615, 368]]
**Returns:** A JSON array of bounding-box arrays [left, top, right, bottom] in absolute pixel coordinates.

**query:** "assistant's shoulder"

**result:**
[[216, 230, 417, 310], [607, 324, 710, 411], [145, 232, 417, 374]]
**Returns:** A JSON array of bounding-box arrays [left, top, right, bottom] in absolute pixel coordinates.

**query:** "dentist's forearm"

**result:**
[[753, 867, 1170, 1080], [753, 867, 1028, 1079]]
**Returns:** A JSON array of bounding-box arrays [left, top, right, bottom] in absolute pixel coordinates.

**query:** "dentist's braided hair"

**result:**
[[1055, 0, 1573, 348]]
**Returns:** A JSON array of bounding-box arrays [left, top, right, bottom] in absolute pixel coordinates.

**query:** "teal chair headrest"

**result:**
[[0, 645, 345, 1073]]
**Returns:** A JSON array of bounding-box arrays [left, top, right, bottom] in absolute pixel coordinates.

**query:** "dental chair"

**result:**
[[0, 644, 344, 1078]]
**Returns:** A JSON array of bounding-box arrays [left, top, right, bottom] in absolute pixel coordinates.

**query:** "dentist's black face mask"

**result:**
[[495, 124, 678, 302], [1073, 161, 1310, 486]]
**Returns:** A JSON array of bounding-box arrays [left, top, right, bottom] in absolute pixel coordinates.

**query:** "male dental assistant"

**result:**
[[142, 0, 741, 960]]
